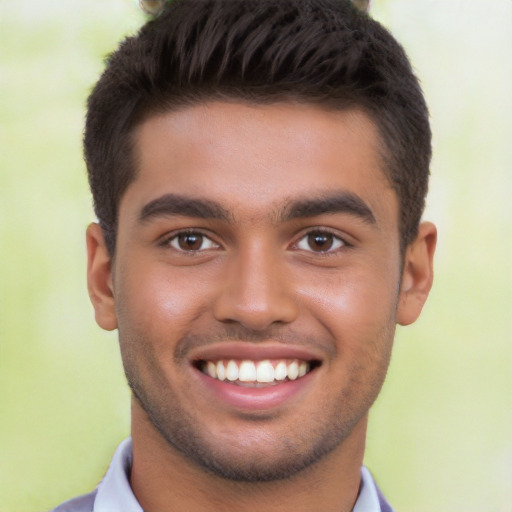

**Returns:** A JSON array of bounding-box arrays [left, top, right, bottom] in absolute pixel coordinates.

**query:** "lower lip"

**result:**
[[194, 368, 316, 411]]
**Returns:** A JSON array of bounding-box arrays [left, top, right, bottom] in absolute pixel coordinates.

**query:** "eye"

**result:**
[[296, 230, 345, 253], [167, 231, 219, 252]]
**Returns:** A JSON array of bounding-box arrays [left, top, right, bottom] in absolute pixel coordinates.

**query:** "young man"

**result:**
[[53, 0, 436, 510]]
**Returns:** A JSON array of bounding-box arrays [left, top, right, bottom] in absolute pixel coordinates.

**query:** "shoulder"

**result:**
[[50, 490, 97, 512]]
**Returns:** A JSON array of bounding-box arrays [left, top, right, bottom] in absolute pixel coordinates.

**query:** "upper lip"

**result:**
[[188, 341, 325, 364]]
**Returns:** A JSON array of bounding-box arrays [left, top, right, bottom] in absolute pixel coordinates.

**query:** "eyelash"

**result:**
[[293, 228, 350, 255], [160, 229, 220, 253], [160, 228, 350, 255]]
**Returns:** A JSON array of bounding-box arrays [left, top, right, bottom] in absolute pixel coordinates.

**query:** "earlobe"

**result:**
[[396, 221, 437, 326], [86, 223, 118, 331]]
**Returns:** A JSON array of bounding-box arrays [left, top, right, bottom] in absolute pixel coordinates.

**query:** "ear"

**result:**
[[86, 222, 118, 331], [396, 221, 437, 326]]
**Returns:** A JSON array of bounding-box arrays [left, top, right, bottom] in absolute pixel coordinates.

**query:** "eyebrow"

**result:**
[[279, 192, 376, 225], [138, 191, 376, 226], [139, 194, 232, 223]]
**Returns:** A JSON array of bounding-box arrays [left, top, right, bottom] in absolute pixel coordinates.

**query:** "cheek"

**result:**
[[114, 262, 216, 347], [297, 264, 399, 348]]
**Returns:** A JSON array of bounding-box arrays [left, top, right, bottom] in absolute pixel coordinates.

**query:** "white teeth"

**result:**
[[202, 359, 312, 384], [226, 360, 239, 381], [274, 361, 288, 381], [287, 360, 299, 380], [239, 360, 257, 382], [207, 361, 217, 378], [256, 360, 274, 383], [216, 360, 226, 381]]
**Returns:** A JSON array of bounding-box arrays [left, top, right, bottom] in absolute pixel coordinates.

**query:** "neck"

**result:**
[[129, 400, 367, 512]]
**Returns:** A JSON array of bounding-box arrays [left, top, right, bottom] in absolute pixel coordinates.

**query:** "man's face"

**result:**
[[101, 102, 406, 480]]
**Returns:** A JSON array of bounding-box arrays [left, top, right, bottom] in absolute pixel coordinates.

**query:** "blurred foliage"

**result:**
[[0, 1, 511, 511]]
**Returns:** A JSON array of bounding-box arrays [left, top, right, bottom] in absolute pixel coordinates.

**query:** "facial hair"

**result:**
[[120, 321, 394, 482]]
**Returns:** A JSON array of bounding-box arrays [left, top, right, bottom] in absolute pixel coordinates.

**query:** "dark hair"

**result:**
[[85, 0, 431, 255]]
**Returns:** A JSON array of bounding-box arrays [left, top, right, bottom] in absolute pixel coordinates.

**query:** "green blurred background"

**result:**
[[1, 1, 511, 511]]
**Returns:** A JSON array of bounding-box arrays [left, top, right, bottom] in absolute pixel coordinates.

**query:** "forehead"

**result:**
[[121, 101, 397, 227]]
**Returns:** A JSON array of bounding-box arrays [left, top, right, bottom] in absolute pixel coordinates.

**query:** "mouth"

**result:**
[[195, 358, 320, 387], [188, 342, 324, 410]]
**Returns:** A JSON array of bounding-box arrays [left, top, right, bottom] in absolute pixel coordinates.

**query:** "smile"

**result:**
[[199, 359, 314, 386], [189, 344, 324, 410]]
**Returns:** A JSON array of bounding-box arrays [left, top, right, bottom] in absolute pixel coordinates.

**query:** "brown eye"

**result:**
[[297, 231, 344, 253], [178, 233, 202, 251], [169, 232, 218, 252]]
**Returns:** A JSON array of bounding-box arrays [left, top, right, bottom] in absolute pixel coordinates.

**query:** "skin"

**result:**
[[87, 102, 436, 512]]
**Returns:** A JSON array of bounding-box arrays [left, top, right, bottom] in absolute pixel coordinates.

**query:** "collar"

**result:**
[[94, 438, 391, 512]]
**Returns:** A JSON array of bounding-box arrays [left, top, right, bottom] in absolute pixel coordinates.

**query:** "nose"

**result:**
[[212, 243, 299, 331]]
